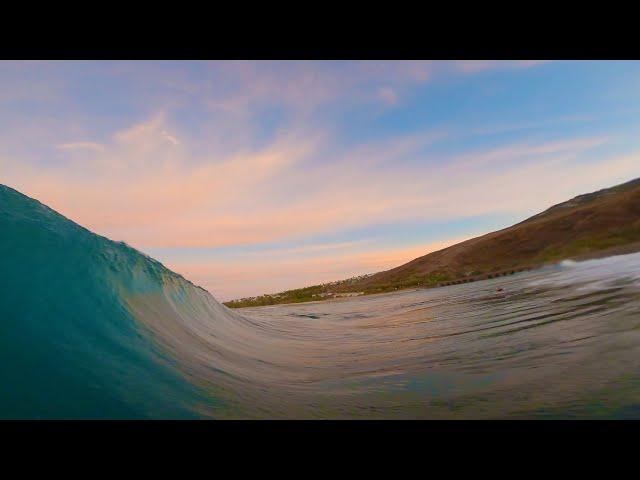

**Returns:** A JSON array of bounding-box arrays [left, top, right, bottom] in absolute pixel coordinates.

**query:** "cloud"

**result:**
[[161, 130, 179, 145], [6, 109, 636, 259], [454, 60, 551, 74], [56, 142, 105, 151], [470, 115, 595, 137], [174, 61, 547, 116], [377, 86, 399, 106], [5, 113, 324, 246]]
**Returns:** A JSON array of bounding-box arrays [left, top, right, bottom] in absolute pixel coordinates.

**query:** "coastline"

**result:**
[[226, 242, 640, 309]]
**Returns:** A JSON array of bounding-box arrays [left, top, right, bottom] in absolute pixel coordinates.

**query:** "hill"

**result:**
[[225, 177, 640, 307]]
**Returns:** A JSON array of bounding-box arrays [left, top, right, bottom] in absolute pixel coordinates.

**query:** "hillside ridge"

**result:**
[[225, 177, 640, 308]]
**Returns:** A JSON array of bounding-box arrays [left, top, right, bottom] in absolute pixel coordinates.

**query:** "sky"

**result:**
[[2, 60, 640, 301]]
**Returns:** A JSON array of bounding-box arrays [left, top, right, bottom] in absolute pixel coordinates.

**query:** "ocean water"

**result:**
[[2, 184, 640, 419]]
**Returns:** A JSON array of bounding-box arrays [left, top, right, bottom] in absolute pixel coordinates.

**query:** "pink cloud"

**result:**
[[5, 111, 637, 254], [454, 60, 551, 74], [56, 142, 105, 151]]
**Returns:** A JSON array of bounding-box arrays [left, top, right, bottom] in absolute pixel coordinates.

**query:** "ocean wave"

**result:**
[[3, 184, 640, 419]]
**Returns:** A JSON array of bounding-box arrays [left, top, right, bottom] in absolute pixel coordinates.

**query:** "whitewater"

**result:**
[[2, 184, 640, 419]]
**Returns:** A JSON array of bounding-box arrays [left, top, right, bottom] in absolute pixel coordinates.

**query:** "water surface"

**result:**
[[142, 253, 640, 419]]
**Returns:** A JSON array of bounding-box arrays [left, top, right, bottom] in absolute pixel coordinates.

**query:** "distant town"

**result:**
[[223, 274, 373, 308]]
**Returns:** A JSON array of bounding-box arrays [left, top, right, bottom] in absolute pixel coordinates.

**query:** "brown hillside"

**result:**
[[226, 177, 640, 307], [351, 177, 640, 291]]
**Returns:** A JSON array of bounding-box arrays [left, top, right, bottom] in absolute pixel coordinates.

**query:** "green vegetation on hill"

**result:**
[[224, 274, 373, 308]]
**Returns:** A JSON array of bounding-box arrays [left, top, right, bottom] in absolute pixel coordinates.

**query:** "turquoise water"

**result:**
[[0, 185, 213, 418], [3, 184, 640, 419]]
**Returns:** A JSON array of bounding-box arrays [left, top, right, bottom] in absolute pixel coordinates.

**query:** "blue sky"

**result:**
[[2, 61, 640, 300]]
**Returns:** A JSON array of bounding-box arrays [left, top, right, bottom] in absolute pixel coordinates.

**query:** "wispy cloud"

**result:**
[[454, 60, 551, 74], [470, 115, 595, 137], [6, 111, 635, 256], [376, 86, 399, 106], [56, 142, 105, 151]]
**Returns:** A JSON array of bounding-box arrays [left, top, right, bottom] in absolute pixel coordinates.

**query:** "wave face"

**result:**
[[0, 185, 218, 418], [3, 184, 640, 419]]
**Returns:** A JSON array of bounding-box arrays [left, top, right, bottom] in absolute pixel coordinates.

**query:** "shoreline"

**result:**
[[228, 242, 640, 310]]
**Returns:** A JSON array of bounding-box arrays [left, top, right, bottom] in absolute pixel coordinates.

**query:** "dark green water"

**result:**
[[2, 184, 640, 419]]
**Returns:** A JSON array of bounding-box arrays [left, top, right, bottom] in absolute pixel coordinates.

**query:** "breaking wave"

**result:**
[[3, 184, 640, 419]]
